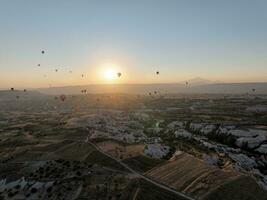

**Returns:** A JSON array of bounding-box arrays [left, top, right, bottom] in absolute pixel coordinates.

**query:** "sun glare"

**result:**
[[104, 69, 116, 80], [101, 63, 120, 81]]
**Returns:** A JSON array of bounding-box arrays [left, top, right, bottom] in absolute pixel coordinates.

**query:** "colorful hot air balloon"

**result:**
[[60, 95, 66, 102]]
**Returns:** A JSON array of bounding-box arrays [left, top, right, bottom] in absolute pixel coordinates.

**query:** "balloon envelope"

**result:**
[[60, 95, 66, 102]]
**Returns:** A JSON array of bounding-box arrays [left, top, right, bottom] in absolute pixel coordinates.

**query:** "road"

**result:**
[[86, 138, 195, 200], [133, 187, 140, 200]]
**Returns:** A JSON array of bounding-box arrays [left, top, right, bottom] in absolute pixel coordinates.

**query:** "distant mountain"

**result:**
[[36, 82, 267, 95], [182, 77, 222, 86]]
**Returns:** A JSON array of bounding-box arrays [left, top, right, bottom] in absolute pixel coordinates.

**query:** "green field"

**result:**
[[85, 150, 129, 172], [203, 176, 267, 200], [123, 155, 163, 173], [136, 179, 190, 200]]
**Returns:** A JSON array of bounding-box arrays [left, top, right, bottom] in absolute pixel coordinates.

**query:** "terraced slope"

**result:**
[[146, 152, 241, 199]]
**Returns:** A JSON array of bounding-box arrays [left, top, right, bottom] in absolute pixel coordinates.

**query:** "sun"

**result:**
[[104, 68, 116, 80], [101, 63, 120, 81]]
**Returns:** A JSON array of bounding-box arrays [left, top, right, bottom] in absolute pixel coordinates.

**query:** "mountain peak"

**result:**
[[182, 77, 220, 86]]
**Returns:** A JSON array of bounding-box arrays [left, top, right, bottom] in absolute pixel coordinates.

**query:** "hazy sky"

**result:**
[[1, 0, 267, 89]]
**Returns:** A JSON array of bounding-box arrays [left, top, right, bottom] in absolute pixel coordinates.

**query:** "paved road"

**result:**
[[86, 139, 195, 200]]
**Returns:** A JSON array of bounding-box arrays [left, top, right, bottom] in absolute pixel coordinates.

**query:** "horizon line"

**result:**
[[2, 80, 267, 91]]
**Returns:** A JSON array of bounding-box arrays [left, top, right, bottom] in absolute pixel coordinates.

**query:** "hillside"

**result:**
[[36, 82, 267, 95]]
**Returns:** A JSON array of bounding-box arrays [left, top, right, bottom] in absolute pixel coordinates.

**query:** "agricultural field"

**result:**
[[146, 153, 235, 195], [96, 140, 145, 159]]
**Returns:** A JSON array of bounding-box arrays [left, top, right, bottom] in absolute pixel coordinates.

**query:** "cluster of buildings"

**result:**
[[66, 109, 267, 190], [167, 120, 267, 190]]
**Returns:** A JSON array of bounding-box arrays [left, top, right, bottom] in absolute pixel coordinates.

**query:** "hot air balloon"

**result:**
[[60, 95, 66, 102], [81, 74, 84, 78], [23, 89, 27, 92], [41, 50, 45, 54], [81, 89, 87, 94], [252, 88, 256, 92], [186, 82, 189, 85], [117, 72, 122, 77], [55, 69, 58, 72], [156, 71, 159, 75], [37, 64, 41, 67], [11, 88, 14, 91]]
